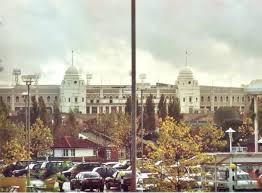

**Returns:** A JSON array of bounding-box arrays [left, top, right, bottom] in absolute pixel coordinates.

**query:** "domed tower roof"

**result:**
[[177, 66, 194, 80], [65, 66, 79, 75]]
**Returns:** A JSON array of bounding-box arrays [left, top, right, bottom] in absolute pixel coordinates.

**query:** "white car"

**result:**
[[136, 173, 158, 192]]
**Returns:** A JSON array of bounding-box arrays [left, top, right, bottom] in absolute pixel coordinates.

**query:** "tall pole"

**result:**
[[229, 132, 233, 192], [254, 95, 258, 152], [131, 0, 137, 191], [27, 83, 31, 181]]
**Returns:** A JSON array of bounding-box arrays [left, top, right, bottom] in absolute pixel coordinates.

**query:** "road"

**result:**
[[63, 182, 119, 192]]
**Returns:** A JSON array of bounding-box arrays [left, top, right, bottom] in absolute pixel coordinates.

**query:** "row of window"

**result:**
[[87, 95, 158, 99], [200, 96, 250, 103], [65, 97, 85, 103], [0, 95, 58, 103], [62, 149, 96, 157], [86, 106, 123, 114]]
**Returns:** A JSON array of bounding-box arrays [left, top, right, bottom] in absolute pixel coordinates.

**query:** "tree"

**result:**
[[1, 138, 29, 164], [125, 96, 132, 115], [168, 97, 181, 122], [144, 117, 212, 191], [64, 110, 79, 137], [38, 96, 50, 126], [30, 96, 39, 125], [158, 94, 167, 120], [30, 118, 53, 158], [0, 97, 8, 117], [144, 94, 156, 133], [193, 123, 227, 152], [52, 101, 62, 139]]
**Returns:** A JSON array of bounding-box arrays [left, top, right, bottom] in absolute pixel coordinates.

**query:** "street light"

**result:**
[[21, 74, 37, 183], [22, 92, 28, 151], [226, 127, 236, 192]]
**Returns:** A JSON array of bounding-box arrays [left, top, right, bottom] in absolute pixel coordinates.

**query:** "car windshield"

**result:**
[[238, 174, 251, 180], [83, 173, 100, 178]]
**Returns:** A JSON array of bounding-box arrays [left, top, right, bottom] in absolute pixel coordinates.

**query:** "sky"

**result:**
[[0, 0, 262, 87]]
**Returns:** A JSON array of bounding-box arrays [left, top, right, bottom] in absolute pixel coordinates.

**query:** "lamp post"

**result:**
[[22, 92, 28, 150], [22, 75, 37, 183], [226, 127, 236, 192]]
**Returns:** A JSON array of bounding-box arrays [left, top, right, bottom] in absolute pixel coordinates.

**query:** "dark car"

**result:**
[[112, 160, 130, 170], [63, 162, 101, 179], [105, 170, 133, 191], [92, 166, 117, 179], [12, 163, 42, 177], [3, 161, 32, 177], [41, 161, 73, 178], [70, 171, 104, 191]]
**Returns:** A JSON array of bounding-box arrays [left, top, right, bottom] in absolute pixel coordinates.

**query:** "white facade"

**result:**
[[60, 66, 86, 114], [176, 66, 200, 113], [53, 148, 96, 158]]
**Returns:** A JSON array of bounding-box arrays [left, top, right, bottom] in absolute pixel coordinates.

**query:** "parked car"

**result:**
[[92, 166, 117, 179], [102, 162, 119, 168], [3, 160, 32, 177], [136, 173, 158, 192], [105, 170, 139, 191], [63, 162, 101, 179], [40, 161, 73, 178], [70, 171, 104, 191], [13, 163, 42, 177], [112, 160, 131, 170]]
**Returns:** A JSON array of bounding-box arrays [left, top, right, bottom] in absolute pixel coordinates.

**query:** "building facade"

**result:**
[[0, 65, 254, 114]]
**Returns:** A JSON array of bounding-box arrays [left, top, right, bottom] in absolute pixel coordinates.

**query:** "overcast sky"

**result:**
[[0, 0, 262, 87]]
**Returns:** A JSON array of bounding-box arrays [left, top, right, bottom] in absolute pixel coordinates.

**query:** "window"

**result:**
[[242, 97, 245, 102], [195, 97, 198, 102], [86, 106, 90, 114], [226, 96, 229, 102], [207, 96, 210, 102], [74, 81, 77, 84], [214, 96, 217, 102], [68, 98, 71, 102], [93, 149, 97, 156], [16, 96, 19, 103], [104, 96, 107, 99], [123, 95, 126, 99], [7, 96, 11, 103], [201, 96, 204, 102], [63, 149, 68, 157], [90, 99, 94, 103], [82, 98, 84, 102], [47, 96, 50, 102], [92, 107, 97, 114], [110, 99, 113, 104], [237, 96, 239, 102], [55, 96, 58, 101], [232, 96, 235, 102], [189, 97, 192, 103], [106, 150, 111, 160], [96, 99, 99, 103], [75, 97, 78, 103], [71, 149, 75, 157], [119, 106, 122, 112], [183, 98, 186, 102], [248, 96, 250, 102], [220, 96, 223, 102]]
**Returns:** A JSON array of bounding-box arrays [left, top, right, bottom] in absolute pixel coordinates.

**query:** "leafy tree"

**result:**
[[30, 118, 53, 158], [193, 123, 227, 152], [0, 97, 8, 117], [158, 94, 167, 120], [52, 101, 62, 139], [168, 97, 181, 122], [144, 117, 212, 191], [1, 138, 29, 164], [144, 94, 156, 133], [214, 107, 242, 130], [30, 96, 39, 125], [64, 110, 78, 137], [38, 96, 50, 126], [125, 96, 132, 115]]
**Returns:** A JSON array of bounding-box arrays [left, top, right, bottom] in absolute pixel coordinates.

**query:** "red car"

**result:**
[[70, 171, 104, 192]]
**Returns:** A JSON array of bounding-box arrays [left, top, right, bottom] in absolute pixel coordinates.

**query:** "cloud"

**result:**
[[0, 0, 262, 87]]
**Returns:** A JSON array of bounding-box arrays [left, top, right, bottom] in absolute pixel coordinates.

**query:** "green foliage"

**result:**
[[214, 107, 242, 129], [63, 110, 78, 137], [30, 118, 54, 158], [158, 94, 167, 120], [125, 96, 132, 115], [144, 94, 156, 133], [168, 97, 181, 122], [52, 101, 62, 139], [38, 96, 50, 126], [0, 97, 9, 117], [30, 96, 39, 125]]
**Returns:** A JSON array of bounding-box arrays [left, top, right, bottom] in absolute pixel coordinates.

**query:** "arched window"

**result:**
[[237, 96, 239, 102], [7, 96, 11, 103], [214, 96, 217, 102], [220, 96, 223, 102], [232, 96, 235, 101], [55, 96, 58, 101], [47, 96, 51, 102], [16, 96, 19, 103], [242, 97, 245, 102], [201, 96, 204, 102], [207, 96, 210, 102], [226, 96, 229, 102]]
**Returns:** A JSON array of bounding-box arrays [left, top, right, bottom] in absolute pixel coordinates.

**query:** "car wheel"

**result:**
[[106, 184, 110, 190], [70, 184, 75, 190], [99, 185, 104, 192]]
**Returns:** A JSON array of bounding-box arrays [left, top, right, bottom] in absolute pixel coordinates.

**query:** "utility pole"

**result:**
[[131, 0, 137, 191]]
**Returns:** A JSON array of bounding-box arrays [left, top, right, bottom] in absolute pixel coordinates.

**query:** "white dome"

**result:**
[[245, 79, 262, 95], [65, 66, 79, 75], [178, 66, 194, 80]]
